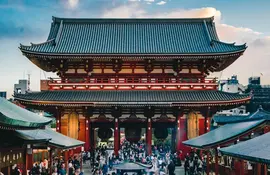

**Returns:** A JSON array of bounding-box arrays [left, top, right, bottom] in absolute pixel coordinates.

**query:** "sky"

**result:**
[[0, 0, 270, 97]]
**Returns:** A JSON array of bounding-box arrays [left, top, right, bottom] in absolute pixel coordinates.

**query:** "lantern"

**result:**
[[125, 127, 141, 143], [98, 128, 113, 141], [154, 128, 168, 140]]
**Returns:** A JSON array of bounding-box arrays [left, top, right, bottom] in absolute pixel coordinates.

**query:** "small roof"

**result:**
[[220, 132, 270, 164], [20, 17, 246, 56], [212, 107, 270, 124], [0, 97, 51, 129], [16, 128, 84, 149], [114, 162, 152, 170], [183, 119, 265, 149], [14, 90, 250, 107]]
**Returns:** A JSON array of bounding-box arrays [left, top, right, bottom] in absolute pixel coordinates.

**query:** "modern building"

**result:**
[[246, 76, 270, 112], [14, 79, 28, 94], [217, 75, 249, 116], [15, 16, 250, 157]]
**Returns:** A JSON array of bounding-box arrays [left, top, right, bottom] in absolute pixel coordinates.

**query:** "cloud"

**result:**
[[102, 3, 146, 18], [157, 1, 166, 5], [67, 0, 79, 9]]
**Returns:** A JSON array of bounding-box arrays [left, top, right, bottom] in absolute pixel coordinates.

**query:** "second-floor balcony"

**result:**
[[44, 77, 218, 91]]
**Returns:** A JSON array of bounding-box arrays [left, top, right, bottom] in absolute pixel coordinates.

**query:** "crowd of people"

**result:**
[[90, 140, 182, 175], [183, 150, 206, 175]]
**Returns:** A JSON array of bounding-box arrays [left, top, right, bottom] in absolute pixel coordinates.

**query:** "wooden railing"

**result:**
[[46, 77, 218, 90]]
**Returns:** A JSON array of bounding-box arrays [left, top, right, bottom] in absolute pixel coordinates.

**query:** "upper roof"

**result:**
[[19, 16, 246, 56], [14, 90, 250, 107], [16, 128, 84, 149], [183, 119, 265, 149], [0, 97, 51, 129], [220, 132, 270, 164]]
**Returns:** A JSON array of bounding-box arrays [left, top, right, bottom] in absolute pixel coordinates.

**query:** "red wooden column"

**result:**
[[257, 164, 261, 175], [114, 118, 120, 156], [176, 111, 183, 152], [85, 118, 90, 151], [215, 148, 219, 175], [240, 160, 245, 175], [25, 145, 33, 175], [49, 148, 53, 174], [146, 117, 152, 155], [263, 164, 267, 175], [56, 108, 61, 133]]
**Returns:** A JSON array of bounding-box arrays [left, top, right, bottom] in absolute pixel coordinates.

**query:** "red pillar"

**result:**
[[56, 110, 61, 133], [176, 115, 181, 152], [85, 118, 90, 151], [25, 148, 33, 175], [147, 118, 152, 155], [114, 118, 120, 156], [206, 151, 210, 175], [215, 148, 219, 175], [263, 164, 267, 175], [257, 164, 261, 175], [240, 160, 245, 175], [49, 149, 53, 174]]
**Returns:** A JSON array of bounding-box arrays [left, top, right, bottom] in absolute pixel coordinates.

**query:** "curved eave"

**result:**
[[14, 96, 251, 107], [49, 142, 84, 149], [220, 150, 270, 165], [183, 119, 265, 149], [19, 47, 246, 57]]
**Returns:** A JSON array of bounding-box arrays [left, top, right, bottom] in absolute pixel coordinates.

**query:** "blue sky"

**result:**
[[0, 0, 270, 97]]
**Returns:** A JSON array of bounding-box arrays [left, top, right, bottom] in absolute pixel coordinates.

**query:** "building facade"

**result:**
[[14, 17, 250, 156]]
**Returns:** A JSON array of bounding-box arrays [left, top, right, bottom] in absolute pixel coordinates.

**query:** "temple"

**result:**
[[15, 16, 250, 157]]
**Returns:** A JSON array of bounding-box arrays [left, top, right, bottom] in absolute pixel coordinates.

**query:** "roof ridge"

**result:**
[[19, 39, 55, 49], [52, 16, 215, 23], [212, 39, 247, 48]]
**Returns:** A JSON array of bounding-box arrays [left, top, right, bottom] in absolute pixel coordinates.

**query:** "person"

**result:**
[[68, 163, 75, 175], [102, 161, 108, 175], [11, 164, 20, 175], [167, 160, 175, 175], [52, 168, 58, 175], [184, 156, 190, 175], [58, 164, 66, 175]]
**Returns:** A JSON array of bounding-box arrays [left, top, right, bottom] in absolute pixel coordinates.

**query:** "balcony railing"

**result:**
[[46, 77, 218, 90]]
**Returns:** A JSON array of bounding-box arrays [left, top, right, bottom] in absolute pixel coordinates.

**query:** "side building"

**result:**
[[246, 77, 270, 112]]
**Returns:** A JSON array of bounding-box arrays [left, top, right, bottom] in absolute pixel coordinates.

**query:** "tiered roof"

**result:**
[[220, 132, 270, 164], [183, 119, 265, 149], [0, 97, 51, 129], [20, 17, 246, 56], [16, 128, 84, 149], [14, 90, 250, 107]]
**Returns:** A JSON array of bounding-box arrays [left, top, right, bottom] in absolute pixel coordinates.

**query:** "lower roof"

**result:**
[[16, 128, 84, 149], [182, 119, 265, 149], [0, 97, 51, 129], [220, 132, 270, 164], [14, 90, 250, 107], [213, 108, 270, 124]]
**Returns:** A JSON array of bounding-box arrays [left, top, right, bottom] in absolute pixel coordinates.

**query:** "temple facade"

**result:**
[[15, 16, 250, 157]]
